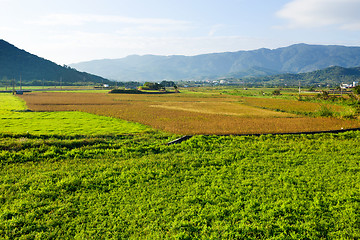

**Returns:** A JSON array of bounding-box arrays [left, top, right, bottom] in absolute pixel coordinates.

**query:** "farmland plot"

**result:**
[[1, 132, 360, 239], [0, 93, 152, 135], [20, 91, 360, 135], [242, 97, 354, 116]]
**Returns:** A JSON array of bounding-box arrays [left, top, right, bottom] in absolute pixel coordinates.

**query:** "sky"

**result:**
[[1, 0, 360, 65]]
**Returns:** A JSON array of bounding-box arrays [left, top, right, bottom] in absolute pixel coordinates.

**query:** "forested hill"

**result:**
[[70, 43, 360, 81], [0, 39, 112, 86], [252, 66, 360, 86]]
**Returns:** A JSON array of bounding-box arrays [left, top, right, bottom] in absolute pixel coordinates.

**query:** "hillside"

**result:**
[[70, 44, 360, 82], [251, 66, 360, 86], [0, 39, 112, 86]]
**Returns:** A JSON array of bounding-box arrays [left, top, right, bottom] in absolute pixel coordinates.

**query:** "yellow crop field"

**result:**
[[149, 101, 296, 117], [19, 91, 360, 135], [242, 96, 349, 113]]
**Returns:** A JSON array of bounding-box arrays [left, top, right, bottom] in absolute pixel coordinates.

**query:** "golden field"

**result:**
[[242, 96, 350, 113], [19, 91, 360, 135]]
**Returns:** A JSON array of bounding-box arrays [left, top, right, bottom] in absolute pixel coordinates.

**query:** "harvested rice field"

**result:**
[[19, 91, 360, 135], [242, 97, 352, 114]]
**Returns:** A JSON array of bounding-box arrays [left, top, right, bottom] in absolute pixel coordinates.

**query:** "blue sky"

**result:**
[[1, 0, 360, 64]]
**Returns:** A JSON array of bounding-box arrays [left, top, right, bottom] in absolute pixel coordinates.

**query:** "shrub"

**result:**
[[316, 105, 334, 117], [109, 89, 143, 94], [272, 89, 281, 95], [141, 82, 164, 90]]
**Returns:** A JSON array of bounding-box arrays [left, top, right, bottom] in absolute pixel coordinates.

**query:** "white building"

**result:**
[[340, 82, 359, 89]]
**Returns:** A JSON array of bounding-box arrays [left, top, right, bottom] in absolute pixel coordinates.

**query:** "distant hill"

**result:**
[[251, 66, 360, 87], [0, 39, 112, 86], [70, 44, 360, 82]]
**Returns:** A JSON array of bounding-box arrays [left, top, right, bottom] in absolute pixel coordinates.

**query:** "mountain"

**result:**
[[253, 66, 360, 86], [70, 44, 360, 82], [0, 39, 112, 86]]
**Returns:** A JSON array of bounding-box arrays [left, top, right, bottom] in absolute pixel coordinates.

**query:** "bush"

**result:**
[[353, 86, 360, 95], [141, 82, 164, 90], [316, 105, 334, 117], [272, 89, 281, 95], [109, 89, 143, 94]]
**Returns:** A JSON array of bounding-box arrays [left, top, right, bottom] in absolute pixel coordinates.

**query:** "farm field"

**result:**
[[0, 93, 153, 136], [19, 90, 360, 135], [1, 90, 360, 239], [1, 128, 360, 239]]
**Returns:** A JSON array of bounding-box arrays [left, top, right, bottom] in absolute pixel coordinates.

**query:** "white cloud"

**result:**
[[277, 0, 360, 30], [27, 13, 191, 27], [25, 13, 194, 38], [208, 24, 225, 36], [116, 23, 194, 36]]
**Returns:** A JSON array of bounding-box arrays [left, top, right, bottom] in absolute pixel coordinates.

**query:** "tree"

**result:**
[[160, 81, 176, 88], [141, 82, 163, 90], [174, 84, 179, 93], [354, 85, 360, 95], [272, 89, 281, 95], [353, 85, 360, 102]]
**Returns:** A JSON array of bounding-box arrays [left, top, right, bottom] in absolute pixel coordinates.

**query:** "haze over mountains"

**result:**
[[70, 44, 360, 82], [0, 39, 111, 86]]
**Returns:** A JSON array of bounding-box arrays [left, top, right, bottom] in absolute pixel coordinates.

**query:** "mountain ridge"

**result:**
[[70, 43, 360, 82], [253, 65, 360, 87], [0, 39, 112, 86]]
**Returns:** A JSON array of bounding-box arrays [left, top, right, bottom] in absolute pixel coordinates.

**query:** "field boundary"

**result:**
[[166, 127, 360, 144], [220, 127, 360, 137], [166, 135, 193, 145]]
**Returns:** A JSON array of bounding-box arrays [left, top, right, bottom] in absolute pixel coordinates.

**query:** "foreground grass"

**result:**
[[1, 131, 360, 239], [0, 93, 152, 135]]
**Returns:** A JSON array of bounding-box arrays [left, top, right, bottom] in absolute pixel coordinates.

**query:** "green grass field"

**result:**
[[0, 93, 153, 136], [1, 132, 360, 239], [1, 92, 360, 239]]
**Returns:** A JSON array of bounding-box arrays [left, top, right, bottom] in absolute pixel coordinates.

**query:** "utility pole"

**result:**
[[60, 77, 62, 89], [340, 83, 343, 97], [19, 75, 22, 90], [298, 80, 301, 100]]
